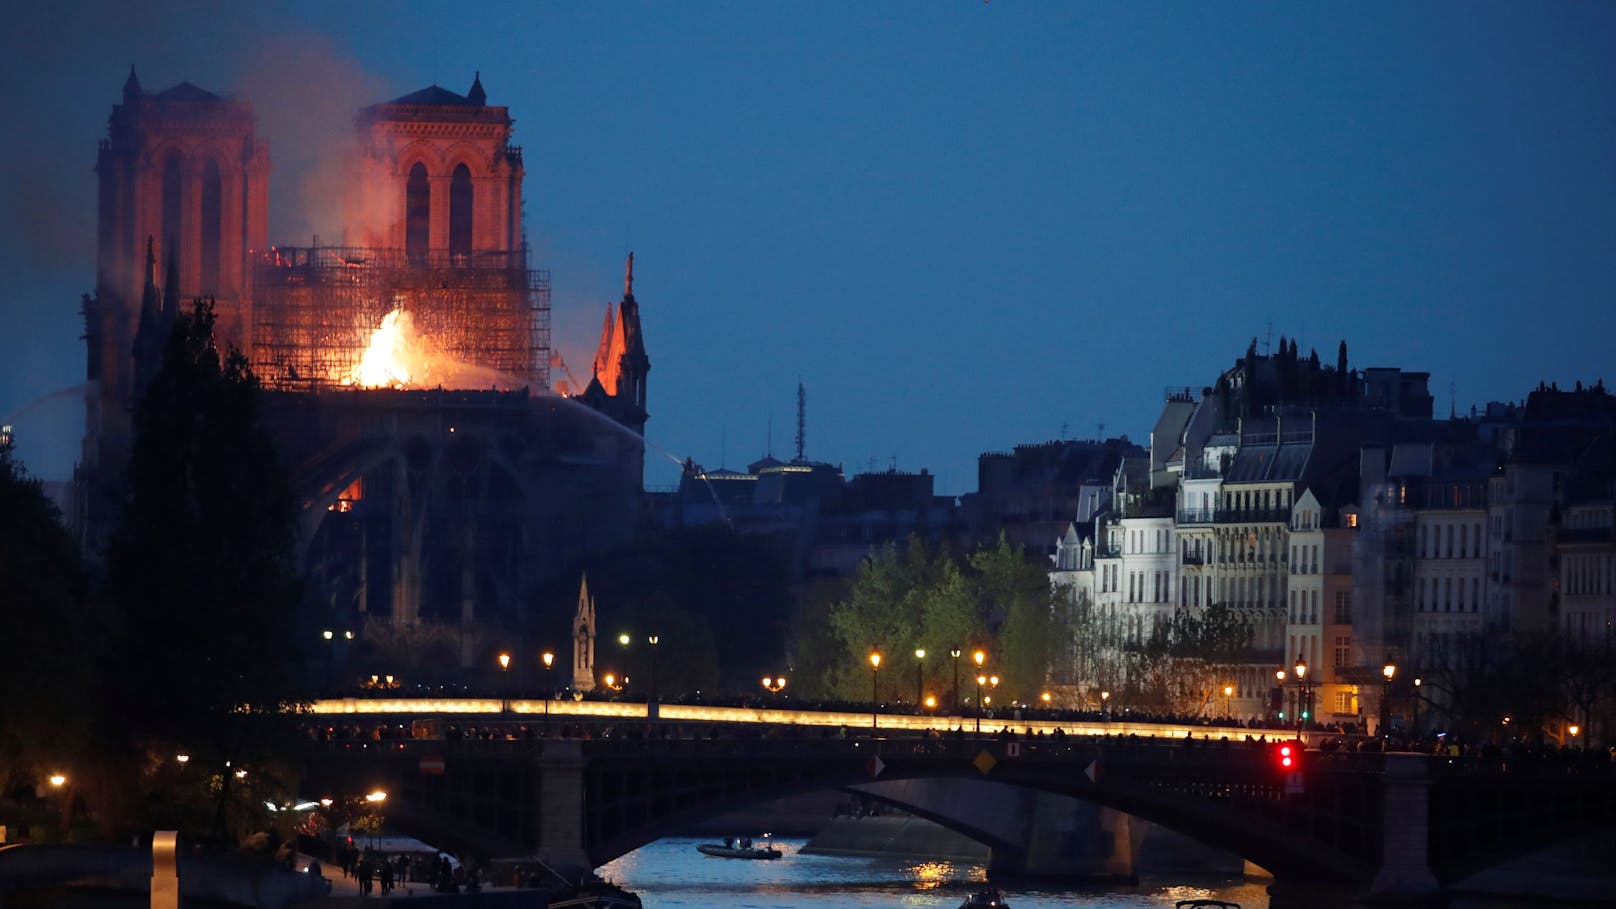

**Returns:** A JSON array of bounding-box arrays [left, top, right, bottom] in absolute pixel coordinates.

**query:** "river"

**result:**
[[598, 837, 1276, 909]]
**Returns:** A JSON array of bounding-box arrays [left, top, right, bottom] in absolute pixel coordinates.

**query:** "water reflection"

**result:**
[[599, 837, 1273, 908]]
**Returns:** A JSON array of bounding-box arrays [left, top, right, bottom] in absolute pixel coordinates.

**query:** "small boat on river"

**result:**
[[959, 887, 1009, 909], [696, 835, 782, 860]]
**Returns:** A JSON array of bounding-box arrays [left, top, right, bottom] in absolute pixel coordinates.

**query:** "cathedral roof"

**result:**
[[387, 84, 477, 106], [150, 81, 225, 103]]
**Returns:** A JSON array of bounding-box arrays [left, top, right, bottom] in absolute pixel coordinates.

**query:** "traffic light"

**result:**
[[1271, 739, 1304, 775]]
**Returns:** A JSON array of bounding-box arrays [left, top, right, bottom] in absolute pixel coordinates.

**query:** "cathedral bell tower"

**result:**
[[82, 67, 268, 541]]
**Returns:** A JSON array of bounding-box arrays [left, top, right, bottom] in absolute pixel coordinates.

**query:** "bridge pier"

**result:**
[[536, 741, 591, 870], [988, 793, 1136, 883], [1365, 754, 1441, 904]]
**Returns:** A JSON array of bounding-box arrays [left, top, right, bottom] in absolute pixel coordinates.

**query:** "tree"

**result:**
[[971, 534, 1057, 702], [0, 440, 96, 810], [101, 299, 304, 836], [1135, 603, 1253, 715]]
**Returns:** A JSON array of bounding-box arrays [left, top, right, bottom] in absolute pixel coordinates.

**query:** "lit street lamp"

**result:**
[[541, 650, 556, 736], [762, 675, 787, 696], [974, 672, 999, 736], [1293, 653, 1309, 732], [1100, 689, 1111, 718], [1275, 669, 1287, 723], [1412, 676, 1422, 735], [913, 648, 926, 711], [1381, 656, 1397, 737], [647, 634, 660, 707], [1224, 685, 1234, 718], [949, 647, 962, 712], [868, 650, 883, 731], [497, 652, 512, 712]]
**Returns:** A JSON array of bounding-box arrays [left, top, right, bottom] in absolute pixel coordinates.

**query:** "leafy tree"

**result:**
[[101, 299, 304, 838], [0, 441, 96, 808], [1134, 603, 1253, 715], [972, 534, 1057, 703]]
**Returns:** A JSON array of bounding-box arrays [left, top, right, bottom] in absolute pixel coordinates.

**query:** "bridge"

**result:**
[[298, 699, 1616, 903]]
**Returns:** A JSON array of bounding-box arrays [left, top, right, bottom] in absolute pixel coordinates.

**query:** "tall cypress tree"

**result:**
[[104, 299, 302, 757]]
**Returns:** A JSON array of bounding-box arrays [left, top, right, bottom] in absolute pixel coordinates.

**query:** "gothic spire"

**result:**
[[123, 64, 142, 104], [624, 251, 634, 299], [468, 71, 486, 106]]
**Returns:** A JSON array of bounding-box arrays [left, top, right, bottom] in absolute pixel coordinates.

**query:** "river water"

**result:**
[[598, 837, 1275, 909]]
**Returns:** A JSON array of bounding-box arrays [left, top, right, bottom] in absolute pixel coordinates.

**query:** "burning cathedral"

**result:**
[[79, 69, 649, 673]]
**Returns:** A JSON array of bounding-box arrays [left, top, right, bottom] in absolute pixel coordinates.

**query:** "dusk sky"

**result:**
[[3, 2, 1613, 495]]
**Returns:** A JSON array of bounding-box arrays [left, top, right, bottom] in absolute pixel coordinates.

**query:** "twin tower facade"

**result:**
[[81, 70, 649, 666]]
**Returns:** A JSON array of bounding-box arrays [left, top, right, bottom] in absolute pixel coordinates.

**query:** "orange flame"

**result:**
[[349, 308, 414, 388]]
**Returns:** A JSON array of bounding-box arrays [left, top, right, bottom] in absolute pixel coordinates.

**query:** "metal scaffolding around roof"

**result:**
[[248, 245, 550, 393]]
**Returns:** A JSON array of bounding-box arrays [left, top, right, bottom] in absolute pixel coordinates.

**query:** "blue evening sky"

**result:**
[[3, 2, 1613, 494]]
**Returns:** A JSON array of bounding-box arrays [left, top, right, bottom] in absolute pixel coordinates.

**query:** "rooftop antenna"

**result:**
[[720, 417, 727, 470], [795, 380, 806, 462], [1450, 382, 1457, 420], [766, 410, 773, 459]]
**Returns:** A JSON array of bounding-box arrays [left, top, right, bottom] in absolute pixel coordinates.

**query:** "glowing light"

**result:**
[[176, 754, 190, 764], [366, 790, 387, 803], [350, 309, 413, 388], [48, 774, 66, 787]]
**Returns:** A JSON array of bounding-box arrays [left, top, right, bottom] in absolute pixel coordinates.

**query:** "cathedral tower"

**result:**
[[83, 68, 268, 539], [345, 74, 524, 257]]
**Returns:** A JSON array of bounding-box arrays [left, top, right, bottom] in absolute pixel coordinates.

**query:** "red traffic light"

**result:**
[[1270, 740, 1304, 774]]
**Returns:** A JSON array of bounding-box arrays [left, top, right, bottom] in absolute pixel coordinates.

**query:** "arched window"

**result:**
[[161, 153, 184, 279], [200, 159, 222, 295], [406, 163, 430, 263], [449, 163, 473, 259]]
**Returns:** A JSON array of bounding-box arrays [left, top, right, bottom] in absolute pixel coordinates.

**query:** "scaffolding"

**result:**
[[249, 246, 550, 392]]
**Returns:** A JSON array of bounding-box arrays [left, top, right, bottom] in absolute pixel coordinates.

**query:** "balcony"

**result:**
[[1217, 508, 1292, 525], [1178, 508, 1216, 525]]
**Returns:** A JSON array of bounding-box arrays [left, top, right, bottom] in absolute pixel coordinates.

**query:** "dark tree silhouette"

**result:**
[[103, 299, 303, 777]]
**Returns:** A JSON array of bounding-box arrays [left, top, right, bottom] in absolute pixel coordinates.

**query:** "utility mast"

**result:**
[[795, 381, 806, 462]]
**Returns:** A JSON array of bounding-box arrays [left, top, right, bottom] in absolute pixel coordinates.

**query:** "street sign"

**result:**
[[866, 755, 886, 777], [1084, 759, 1101, 783], [1005, 742, 1021, 758]]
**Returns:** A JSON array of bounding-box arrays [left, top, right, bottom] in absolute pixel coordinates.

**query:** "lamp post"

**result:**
[[949, 647, 962, 713], [762, 675, 787, 696], [976, 673, 1000, 736], [1224, 685, 1234, 719], [868, 650, 882, 731], [647, 634, 660, 707], [1381, 657, 1397, 737], [1293, 653, 1308, 732], [913, 648, 926, 711], [1275, 669, 1287, 723], [497, 652, 512, 712], [1100, 689, 1111, 718], [1412, 676, 1422, 736], [541, 650, 555, 735], [321, 629, 353, 692]]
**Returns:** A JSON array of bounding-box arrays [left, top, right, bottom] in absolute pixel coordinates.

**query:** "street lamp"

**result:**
[[949, 647, 962, 712], [1100, 689, 1111, 718], [647, 634, 660, 706], [320, 629, 352, 691], [1224, 685, 1234, 718], [1275, 669, 1287, 723], [1412, 677, 1422, 735], [869, 650, 883, 730], [541, 650, 556, 736], [913, 648, 926, 711], [924, 694, 938, 711], [1293, 653, 1309, 731], [1381, 657, 1397, 737], [762, 675, 787, 695], [497, 652, 512, 712], [975, 673, 1000, 735]]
